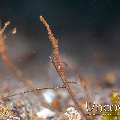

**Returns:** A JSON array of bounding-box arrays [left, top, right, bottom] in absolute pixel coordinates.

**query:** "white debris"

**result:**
[[42, 90, 56, 104], [64, 107, 81, 120], [36, 107, 56, 119]]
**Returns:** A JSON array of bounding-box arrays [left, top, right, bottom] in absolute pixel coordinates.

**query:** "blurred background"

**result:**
[[0, 0, 120, 89]]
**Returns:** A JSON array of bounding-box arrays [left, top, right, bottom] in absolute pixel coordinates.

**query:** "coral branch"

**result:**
[[0, 21, 36, 91], [40, 16, 87, 119]]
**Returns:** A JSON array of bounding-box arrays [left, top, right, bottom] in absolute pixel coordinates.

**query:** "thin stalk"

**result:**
[[40, 16, 87, 119]]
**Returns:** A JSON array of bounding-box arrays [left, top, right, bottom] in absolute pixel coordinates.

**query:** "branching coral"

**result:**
[[0, 17, 113, 120]]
